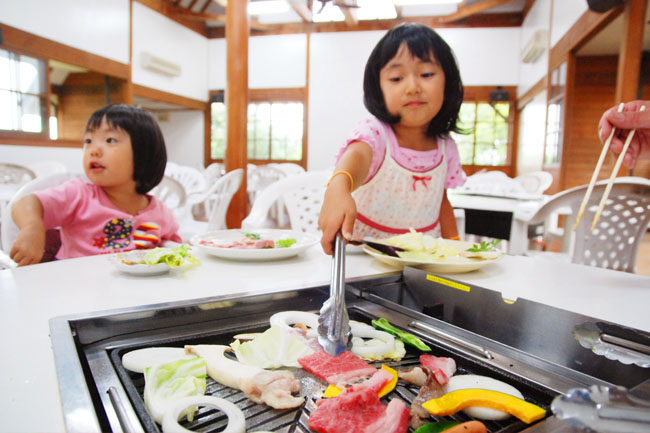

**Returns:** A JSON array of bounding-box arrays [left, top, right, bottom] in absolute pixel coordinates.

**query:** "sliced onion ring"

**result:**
[[269, 311, 319, 338], [349, 321, 395, 358], [161, 396, 245, 433]]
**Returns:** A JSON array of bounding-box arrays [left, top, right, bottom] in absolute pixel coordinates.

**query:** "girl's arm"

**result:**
[[10, 194, 46, 266], [439, 190, 459, 239], [318, 141, 373, 255]]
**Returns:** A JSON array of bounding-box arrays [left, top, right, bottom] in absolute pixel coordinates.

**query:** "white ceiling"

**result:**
[[578, 1, 650, 56]]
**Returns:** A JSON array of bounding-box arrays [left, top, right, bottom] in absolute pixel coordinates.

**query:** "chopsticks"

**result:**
[[573, 103, 647, 231]]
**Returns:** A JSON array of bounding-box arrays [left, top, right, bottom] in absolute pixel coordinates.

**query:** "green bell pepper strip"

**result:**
[[413, 421, 461, 433], [371, 318, 431, 351]]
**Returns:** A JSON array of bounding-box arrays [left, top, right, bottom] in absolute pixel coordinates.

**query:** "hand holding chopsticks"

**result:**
[[574, 103, 647, 231]]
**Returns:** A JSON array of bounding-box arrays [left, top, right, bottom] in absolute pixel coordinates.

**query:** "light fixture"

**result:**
[[247, 0, 290, 15], [393, 0, 462, 5]]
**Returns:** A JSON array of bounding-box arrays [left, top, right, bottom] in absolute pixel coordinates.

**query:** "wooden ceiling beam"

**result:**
[[199, 0, 211, 13], [288, 0, 313, 22], [172, 7, 272, 30], [435, 0, 517, 24], [341, 8, 359, 27]]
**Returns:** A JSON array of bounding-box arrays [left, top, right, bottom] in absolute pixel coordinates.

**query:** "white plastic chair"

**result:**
[[203, 162, 225, 186], [150, 176, 187, 211], [0, 163, 35, 185], [27, 161, 68, 178], [242, 170, 331, 233], [179, 168, 244, 239], [269, 162, 305, 177], [165, 162, 206, 196], [514, 171, 553, 196], [525, 176, 650, 273], [1, 172, 80, 267]]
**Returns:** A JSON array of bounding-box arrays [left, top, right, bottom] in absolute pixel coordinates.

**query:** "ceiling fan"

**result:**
[[314, 0, 361, 14]]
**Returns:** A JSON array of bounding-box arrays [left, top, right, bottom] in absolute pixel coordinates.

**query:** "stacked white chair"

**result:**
[[242, 170, 331, 233]]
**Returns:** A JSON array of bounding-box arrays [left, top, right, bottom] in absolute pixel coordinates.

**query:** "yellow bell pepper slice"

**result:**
[[323, 365, 398, 398], [421, 388, 546, 424]]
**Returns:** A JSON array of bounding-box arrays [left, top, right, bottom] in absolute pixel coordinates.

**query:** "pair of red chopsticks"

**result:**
[[574, 103, 647, 231]]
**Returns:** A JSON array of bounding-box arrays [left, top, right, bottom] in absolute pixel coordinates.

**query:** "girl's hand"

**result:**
[[598, 100, 650, 169], [318, 180, 357, 255], [10, 223, 46, 266]]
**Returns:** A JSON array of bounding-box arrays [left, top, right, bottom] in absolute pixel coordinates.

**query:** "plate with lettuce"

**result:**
[[111, 244, 200, 275], [191, 229, 319, 261], [363, 231, 503, 274]]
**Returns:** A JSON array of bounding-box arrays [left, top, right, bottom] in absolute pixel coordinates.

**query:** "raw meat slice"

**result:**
[[298, 350, 376, 384], [308, 370, 409, 433], [420, 354, 456, 385]]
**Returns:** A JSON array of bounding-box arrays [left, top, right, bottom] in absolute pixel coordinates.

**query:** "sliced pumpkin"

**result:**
[[421, 388, 546, 424], [323, 365, 398, 398]]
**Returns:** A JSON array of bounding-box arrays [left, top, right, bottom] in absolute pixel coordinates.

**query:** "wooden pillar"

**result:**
[[225, 0, 249, 228], [614, 0, 647, 103]]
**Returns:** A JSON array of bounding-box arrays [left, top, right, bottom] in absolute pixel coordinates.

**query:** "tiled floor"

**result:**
[[636, 231, 650, 277]]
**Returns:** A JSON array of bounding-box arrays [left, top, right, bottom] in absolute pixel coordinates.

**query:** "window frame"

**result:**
[[206, 87, 308, 168], [456, 86, 517, 176], [0, 23, 130, 148], [0, 47, 51, 140]]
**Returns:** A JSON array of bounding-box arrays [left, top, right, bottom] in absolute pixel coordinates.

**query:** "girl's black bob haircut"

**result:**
[[85, 104, 167, 194], [363, 23, 464, 138]]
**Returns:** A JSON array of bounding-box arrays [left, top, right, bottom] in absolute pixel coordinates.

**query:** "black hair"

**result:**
[[363, 22, 464, 138], [85, 104, 167, 194]]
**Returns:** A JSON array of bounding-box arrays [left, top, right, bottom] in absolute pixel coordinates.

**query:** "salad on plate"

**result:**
[[363, 230, 503, 273]]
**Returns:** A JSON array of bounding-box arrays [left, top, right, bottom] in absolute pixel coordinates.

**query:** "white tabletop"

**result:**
[[1, 246, 649, 432]]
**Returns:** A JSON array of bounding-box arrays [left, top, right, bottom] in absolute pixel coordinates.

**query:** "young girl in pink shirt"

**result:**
[[10, 104, 182, 266], [318, 23, 467, 254]]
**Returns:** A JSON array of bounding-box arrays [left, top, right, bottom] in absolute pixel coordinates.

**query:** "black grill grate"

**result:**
[[109, 309, 553, 433]]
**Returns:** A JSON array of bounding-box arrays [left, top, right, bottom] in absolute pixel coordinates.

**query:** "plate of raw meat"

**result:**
[[191, 229, 319, 261]]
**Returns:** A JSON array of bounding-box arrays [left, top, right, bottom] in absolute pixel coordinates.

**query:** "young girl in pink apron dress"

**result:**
[[318, 23, 466, 254]]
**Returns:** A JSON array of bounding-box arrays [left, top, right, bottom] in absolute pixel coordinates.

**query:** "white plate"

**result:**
[[362, 239, 502, 274], [110, 250, 171, 276], [191, 229, 319, 261]]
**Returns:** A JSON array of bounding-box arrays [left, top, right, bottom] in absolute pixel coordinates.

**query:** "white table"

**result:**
[[448, 191, 549, 254], [1, 247, 649, 432]]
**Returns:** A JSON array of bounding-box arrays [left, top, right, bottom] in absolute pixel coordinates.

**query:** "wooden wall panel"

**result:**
[[59, 72, 127, 141], [563, 56, 618, 189]]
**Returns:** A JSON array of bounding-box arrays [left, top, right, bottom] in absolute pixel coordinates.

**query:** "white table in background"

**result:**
[[449, 191, 549, 254]]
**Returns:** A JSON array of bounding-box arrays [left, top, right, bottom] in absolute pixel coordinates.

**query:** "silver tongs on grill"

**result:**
[[318, 232, 352, 356]]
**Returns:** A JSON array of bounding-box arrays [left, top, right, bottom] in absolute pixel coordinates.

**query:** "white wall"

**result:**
[[307, 28, 521, 170], [516, 91, 548, 175], [518, 0, 551, 98], [551, 1, 588, 47], [132, 2, 209, 102], [1, 0, 129, 64], [208, 34, 308, 90], [157, 111, 205, 169]]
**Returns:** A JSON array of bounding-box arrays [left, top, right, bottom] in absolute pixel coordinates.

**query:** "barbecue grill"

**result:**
[[49, 267, 650, 433]]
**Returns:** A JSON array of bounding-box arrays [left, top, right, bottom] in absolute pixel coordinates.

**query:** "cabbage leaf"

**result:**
[[231, 326, 314, 368], [144, 357, 207, 424], [145, 244, 200, 268]]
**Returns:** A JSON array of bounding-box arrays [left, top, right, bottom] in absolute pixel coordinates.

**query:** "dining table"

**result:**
[[0, 242, 649, 432], [448, 190, 551, 255]]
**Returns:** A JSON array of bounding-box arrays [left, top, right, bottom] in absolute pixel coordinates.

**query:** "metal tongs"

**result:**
[[317, 233, 352, 356]]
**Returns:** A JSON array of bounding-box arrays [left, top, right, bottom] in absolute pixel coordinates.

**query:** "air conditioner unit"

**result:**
[[521, 29, 547, 64], [141, 52, 182, 77]]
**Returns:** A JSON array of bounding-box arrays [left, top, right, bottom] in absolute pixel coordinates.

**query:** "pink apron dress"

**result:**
[[352, 135, 447, 240]]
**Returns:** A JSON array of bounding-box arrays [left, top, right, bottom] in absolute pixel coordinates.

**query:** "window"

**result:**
[[209, 88, 306, 165], [0, 48, 48, 135], [451, 99, 512, 166], [544, 62, 566, 166]]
